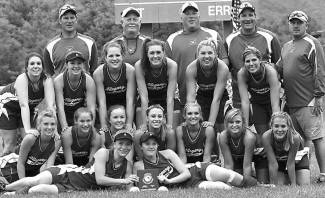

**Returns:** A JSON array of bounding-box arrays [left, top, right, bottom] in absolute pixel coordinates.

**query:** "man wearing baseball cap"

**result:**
[[165, 1, 228, 130], [277, 10, 325, 183], [108, 7, 148, 66], [43, 3, 98, 77], [225, 2, 281, 108]]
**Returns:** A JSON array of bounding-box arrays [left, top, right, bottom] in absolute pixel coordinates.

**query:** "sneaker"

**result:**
[[317, 174, 325, 183]]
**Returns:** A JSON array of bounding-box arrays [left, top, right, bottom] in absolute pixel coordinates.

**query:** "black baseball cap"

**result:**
[[140, 132, 159, 144], [65, 50, 86, 62], [114, 129, 133, 142]]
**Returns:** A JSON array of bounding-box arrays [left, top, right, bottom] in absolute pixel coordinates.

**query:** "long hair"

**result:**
[[269, 111, 297, 151], [140, 38, 166, 75], [25, 52, 47, 80]]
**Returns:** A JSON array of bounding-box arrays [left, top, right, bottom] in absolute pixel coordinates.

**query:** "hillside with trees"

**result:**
[[0, 0, 324, 85]]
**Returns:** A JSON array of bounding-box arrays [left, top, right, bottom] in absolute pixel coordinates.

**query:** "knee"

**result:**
[[205, 164, 230, 182]]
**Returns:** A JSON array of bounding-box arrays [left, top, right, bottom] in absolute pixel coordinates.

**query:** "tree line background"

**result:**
[[0, 0, 324, 85]]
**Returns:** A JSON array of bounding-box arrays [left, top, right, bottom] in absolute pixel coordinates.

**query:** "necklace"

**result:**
[[230, 136, 241, 149]]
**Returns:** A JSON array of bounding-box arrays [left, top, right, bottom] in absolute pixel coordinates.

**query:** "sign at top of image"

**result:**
[[114, 0, 234, 24]]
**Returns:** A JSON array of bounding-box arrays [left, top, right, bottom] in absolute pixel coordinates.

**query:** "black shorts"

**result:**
[[180, 162, 211, 188], [197, 95, 228, 124], [232, 155, 268, 171], [251, 103, 272, 125], [0, 107, 22, 130], [277, 155, 309, 173]]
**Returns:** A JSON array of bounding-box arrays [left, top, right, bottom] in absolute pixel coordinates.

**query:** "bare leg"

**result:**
[[313, 138, 325, 173], [205, 164, 243, 187], [296, 169, 310, 185], [198, 181, 232, 190], [135, 107, 143, 129], [6, 171, 52, 191], [29, 184, 58, 194]]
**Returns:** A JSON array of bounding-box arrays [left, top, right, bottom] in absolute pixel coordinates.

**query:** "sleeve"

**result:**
[[270, 35, 281, 64], [89, 42, 98, 76], [216, 33, 228, 60], [312, 39, 325, 97], [165, 37, 173, 59], [43, 47, 54, 76]]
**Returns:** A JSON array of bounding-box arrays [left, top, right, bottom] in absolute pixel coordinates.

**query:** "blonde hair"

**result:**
[[270, 111, 297, 151], [36, 109, 57, 132]]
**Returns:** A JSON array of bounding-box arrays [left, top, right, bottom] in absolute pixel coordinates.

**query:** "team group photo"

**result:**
[[0, 0, 324, 197]]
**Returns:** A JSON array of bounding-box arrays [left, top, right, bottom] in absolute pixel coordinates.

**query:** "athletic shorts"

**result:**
[[277, 154, 309, 173], [180, 162, 211, 188], [0, 102, 22, 130], [289, 107, 325, 140], [48, 165, 99, 193], [197, 95, 229, 124], [232, 155, 268, 171], [251, 103, 272, 125]]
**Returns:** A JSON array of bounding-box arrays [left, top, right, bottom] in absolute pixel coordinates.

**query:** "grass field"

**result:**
[[4, 146, 324, 198]]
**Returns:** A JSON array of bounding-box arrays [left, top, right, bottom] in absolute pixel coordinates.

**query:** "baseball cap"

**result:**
[[114, 129, 133, 142], [288, 11, 308, 22], [65, 51, 86, 62], [180, 1, 199, 13], [238, 2, 255, 15], [140, 132, 159, 144], [59, 4, 77, 18], [121, 7, 141, 18]]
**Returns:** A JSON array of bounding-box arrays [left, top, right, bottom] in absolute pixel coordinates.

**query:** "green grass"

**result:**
[[5, 147, 325, 198]]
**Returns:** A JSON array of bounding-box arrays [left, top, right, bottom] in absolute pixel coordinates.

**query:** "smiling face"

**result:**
[[239, 9, 256, 32], [198, 45, 216, 68], [141, 138, 158, 158], [121, 13, 141, 35], [148, 45, 164, 68], [147, 108, 164, 129], [105, 46, 123, 70], [114, 139, 132, 157], [109, 108, 126, 131], [226, 115, 243, 135], [67, 58, 84, 76], [289, 19, 307, 39], [244, 53, 261, 74], [40, 116, 56, 137], [184, 105, 201, 126], [75, 112, 92, 133], [272, 117, 288, 141], [59, 12, 77, 33], [27, 56, 43, 77], [181, 7, 200, 32]]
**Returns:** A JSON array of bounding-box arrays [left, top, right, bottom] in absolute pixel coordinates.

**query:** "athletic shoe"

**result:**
[[317, 174, 325, 183]]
